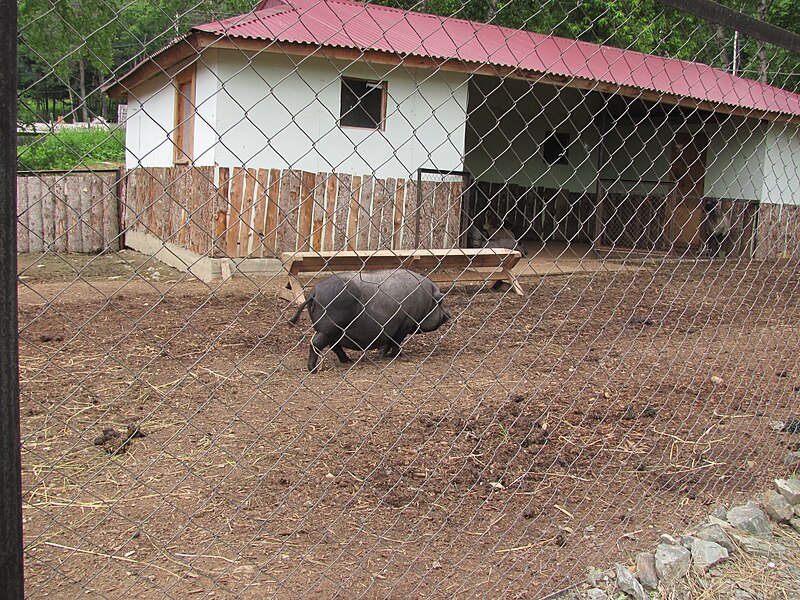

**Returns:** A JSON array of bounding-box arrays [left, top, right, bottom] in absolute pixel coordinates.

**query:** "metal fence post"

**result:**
[[1, 0, 25, 594]]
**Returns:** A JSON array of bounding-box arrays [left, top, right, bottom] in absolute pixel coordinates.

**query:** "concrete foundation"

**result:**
[[124, 230, 284, 282]]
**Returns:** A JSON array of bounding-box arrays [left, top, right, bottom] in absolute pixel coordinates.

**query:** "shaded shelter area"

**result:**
[[461, 79, 765, 259]]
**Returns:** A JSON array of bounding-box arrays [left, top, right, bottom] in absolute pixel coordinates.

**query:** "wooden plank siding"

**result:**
[[16, 171, 121, 253], [22, 166, 796, 262], [755, 202, 800, 260]]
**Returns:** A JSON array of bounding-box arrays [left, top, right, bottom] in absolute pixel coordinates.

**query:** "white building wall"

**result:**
[[192, 51, 220, 167], [705, 118, 765, 201], [124, 58, 220, 168], [211, 51, 469, 177], [124, 73, 175, 168], [762, 123, 800, 206]]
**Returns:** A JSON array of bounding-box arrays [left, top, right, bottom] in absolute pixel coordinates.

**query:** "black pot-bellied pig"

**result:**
[[289, 269, 450, 372]]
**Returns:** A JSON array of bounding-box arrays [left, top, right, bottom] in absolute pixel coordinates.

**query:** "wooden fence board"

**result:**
[[401, 180, 418, 250], [373, 178, 392, 249], [357, 175, 374, 251], [276, 170, 300, 255], [419, 180, 436, 248], [151, 169, 165, 239], [333, 174, 352, 252], [263, 169, 281, 257], [393, 178, 405, 249], [31, 177, 47, 252], [214, 168, 230, 257], [226, 167, 246, 257], [151, 169, 163, 239], [64, 176, 79, 252], [106, 174, 121, 251], [323, 174, 338, 251], [75, 175, 89, 251], [432, 182, 449, 247], [89, 176, 103, 252], [177, 167, 190, 247], [239, 168, 258, 255], [164, 168, 175, 242], [168, 167, 178, 243], [189, 168, 199, 253], [51, 177, 65, 252], [188, 167, 200, 253], [446, 182, 463, 247], [311, 172, 327, 252], [78, 177, 92, 252], [298, 171, 316, 252], [130, 169, 142, 233], [199, 166, 216, 255], [347, 175, 362, 251], [253, 169, 269, 257], [16, 178, 30, 253]]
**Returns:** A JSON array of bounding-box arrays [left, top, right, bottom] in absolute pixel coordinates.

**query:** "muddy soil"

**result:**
[[18, 253, 800, 598]]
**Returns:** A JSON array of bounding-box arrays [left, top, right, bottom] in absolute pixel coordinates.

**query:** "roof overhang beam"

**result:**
[[105, 32, 800, 126]]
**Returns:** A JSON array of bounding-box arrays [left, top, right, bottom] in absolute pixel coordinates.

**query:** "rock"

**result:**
[[586, 589, 608, 600], [707, 515, 731, 529], [790, 517, 800, 534], [709, 506, 728, 520], [586, 567, 608, 587], [695, 524, 735, 553], [775, 478, 800, 505], [615, 564, 646, 600], [654, 543, 691, 584], [635, 552, 659, 591], [727, 503, 773, 537], [691, 538, 729, 571], [784, 451, 800, 467], [728, 531, 786, 556], [710, 375, 724, 385], [763, 489, 794, 522], [680, 535, 696, 549], [658, 533, 681, 545]]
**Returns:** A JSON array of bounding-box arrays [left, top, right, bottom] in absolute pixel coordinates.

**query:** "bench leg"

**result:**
[[279, 274, 306, 304], [503, 269, 524, 296]]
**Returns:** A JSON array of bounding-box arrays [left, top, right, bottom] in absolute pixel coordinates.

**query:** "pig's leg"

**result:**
[[331, 344, 352, 363]]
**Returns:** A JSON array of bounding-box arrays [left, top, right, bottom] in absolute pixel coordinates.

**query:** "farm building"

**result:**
[[104, 0, 800, 279]]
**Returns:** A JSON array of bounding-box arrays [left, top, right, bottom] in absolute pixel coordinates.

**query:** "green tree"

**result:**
[[19, 0, 121, 122]]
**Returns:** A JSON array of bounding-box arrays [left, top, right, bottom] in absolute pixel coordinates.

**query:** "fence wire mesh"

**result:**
[[14, 0, 800, 597]]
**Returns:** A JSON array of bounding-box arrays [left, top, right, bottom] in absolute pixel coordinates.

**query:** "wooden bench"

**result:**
[[278, 248, 524, 304]]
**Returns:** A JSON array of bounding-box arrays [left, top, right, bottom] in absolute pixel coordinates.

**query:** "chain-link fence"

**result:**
[[12, 0, 800, 597]]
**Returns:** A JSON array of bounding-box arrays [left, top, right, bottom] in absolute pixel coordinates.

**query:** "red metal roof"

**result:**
[[193, 0, 800, 118]]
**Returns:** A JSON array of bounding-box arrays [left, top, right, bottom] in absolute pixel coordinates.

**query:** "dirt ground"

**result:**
[[17, 251, 800, 598]]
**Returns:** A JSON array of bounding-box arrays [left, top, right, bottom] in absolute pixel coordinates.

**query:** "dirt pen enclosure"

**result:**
[[18, 253, 800, 597]]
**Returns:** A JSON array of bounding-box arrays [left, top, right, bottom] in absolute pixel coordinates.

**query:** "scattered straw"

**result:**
[[44, 541, 189, 580]]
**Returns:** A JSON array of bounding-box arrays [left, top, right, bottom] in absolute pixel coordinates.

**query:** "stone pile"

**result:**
[[585, 478, 800, 599]]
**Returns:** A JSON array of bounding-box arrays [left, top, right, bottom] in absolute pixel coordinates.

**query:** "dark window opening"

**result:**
[[340, 77, 386, 130], [543, 131, 570, 165]]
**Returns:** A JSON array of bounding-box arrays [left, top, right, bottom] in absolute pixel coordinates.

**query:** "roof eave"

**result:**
[[103, 34, 204, 100], [104, 31, 800, 126]]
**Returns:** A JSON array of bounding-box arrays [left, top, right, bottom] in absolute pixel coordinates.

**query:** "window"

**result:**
[[340, 77, 387, 130], [543, 131, 570, 165], [173, 65, 196, 164]]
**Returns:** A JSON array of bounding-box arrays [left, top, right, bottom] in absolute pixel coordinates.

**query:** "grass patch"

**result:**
[[18, 127, 125, 171]]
